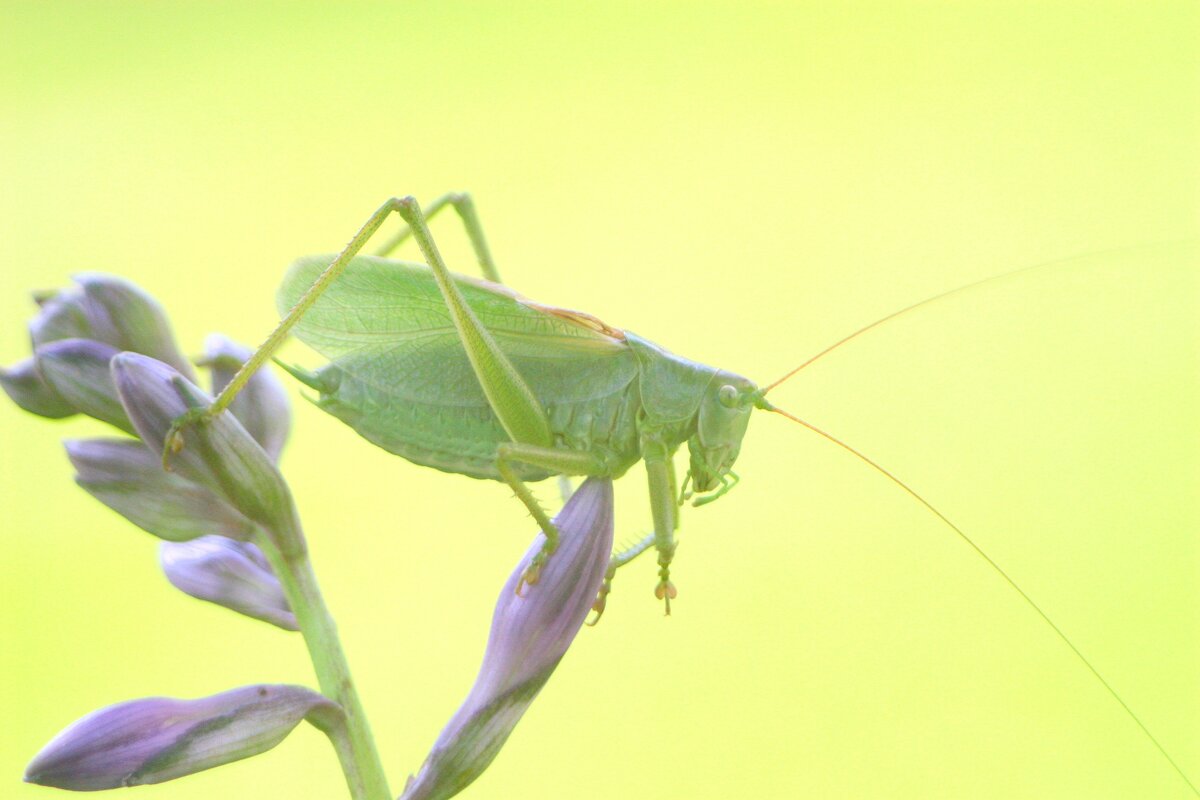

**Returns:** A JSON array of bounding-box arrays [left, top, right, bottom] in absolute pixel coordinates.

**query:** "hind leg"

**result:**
[[494, 443, 609, 592], [372, 191, 501, 283]]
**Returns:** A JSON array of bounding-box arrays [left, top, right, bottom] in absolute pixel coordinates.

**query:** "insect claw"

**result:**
[[160, 420, 188, 469], [159, 407, 214, 470], [654, 579, 677, 615], [586, 578, 613, 626], [159, 428, 185, 471], [515, 558, 544, 596], [585, 602, 605, 627]]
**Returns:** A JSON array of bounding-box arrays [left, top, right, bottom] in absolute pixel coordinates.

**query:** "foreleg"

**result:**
[[645, 440, 680, 614]]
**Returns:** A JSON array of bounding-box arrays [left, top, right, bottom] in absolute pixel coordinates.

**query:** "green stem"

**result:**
[[256, 532, 392, 800]]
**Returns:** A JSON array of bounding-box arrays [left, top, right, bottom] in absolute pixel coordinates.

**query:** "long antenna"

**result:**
[[765, 403, 1199, 797], [761, 244, 1158, 394]]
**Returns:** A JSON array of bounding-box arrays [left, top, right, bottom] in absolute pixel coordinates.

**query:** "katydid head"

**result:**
[[685, 371, 758, 497], [683, 362, 817, 504]]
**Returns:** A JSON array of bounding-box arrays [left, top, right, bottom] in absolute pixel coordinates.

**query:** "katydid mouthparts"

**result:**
[[166, 195, 1197, 796]]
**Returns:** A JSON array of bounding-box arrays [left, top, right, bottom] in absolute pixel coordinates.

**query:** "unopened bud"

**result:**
[[0, 357, 75, 419], [110, 353, 302, 548], [35, 339, 134, 434], [203, 334, 291, 462], [29, 274, 193, 379], [65, 438, 255, 542], [24, 684, 336, 790], [160, 537, 297, 630], [402, 478, 614, 800]]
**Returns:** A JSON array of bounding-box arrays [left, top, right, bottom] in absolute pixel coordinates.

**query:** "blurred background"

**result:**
[[1, 2, 1197, 798]]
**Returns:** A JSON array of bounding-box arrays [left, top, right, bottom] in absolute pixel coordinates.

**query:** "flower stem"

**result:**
[[256, 533, 392, 800]]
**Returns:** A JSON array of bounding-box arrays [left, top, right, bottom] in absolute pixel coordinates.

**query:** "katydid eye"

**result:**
[[717, 384, 739, 408]]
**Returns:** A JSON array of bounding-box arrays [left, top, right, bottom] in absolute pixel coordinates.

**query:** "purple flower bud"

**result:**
[[160, 537, 297, 630], [35, 339, 135, 434], [111, 353, 302, 547], [0, 356, 75, 418], [402, 478, 614, 800], [29, 274, 194, 379], [65, 438, 255, 542], [24, 684, 337, 790], [203, 334, 291, 462]]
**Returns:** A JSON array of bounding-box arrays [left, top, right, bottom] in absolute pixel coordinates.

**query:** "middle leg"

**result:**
[[589, 440, 683, 620], [587, 532, 655, 625]]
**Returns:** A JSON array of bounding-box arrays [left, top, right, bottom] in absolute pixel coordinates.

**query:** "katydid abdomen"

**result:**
[[296, 356, 646, 482]]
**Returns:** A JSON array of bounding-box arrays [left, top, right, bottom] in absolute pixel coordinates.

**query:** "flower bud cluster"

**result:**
[[5, 276, 329, 792], [6, 273, 623, 798], [1, 274, 193, 419], [2, 277, 296, 624]]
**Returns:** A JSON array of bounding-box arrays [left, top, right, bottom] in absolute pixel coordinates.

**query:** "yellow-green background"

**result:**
[[1, 3, 1196, 798]]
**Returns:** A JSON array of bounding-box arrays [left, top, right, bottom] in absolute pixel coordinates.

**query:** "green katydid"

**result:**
[[172, 195, 1195, 793], [184, 192, 769, 615]]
